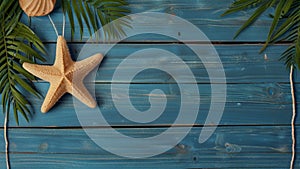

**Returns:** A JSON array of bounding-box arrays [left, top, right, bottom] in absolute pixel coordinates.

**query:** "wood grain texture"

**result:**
[[2, 82, 299, 127], [1, 0, 298, 168], [0, 126, 298, 169], [24, 0, 273, 42], [39, 43, 293, 83]]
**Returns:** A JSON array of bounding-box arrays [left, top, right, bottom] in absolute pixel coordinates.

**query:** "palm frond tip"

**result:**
[[62, 0, 131, 40]]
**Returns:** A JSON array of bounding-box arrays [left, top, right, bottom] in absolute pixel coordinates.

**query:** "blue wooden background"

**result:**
[[1, 0, 300, 168]]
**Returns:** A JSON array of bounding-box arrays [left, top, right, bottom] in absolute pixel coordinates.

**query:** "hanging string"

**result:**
[[48, 14, 59, 37], [48, 12, 66, 37], [4, 111, 10, 169], [289, 65, 296, 169], [62, 12, 66, 37]]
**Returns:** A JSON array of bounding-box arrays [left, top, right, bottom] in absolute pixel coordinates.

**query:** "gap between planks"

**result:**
[[41, 40, 293, 46], [0, 124, 299, 130]]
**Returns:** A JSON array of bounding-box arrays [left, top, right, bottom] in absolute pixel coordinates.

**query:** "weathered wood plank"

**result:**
[[41, 43, 293, 83], [0, 126, 298, 169], [25, 0, 273, 42], [7, 1, 297, 169], [1, 82, 298, 127]]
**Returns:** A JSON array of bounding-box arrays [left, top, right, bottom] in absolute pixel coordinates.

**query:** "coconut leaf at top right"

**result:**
[[222, 0, 300, 69]]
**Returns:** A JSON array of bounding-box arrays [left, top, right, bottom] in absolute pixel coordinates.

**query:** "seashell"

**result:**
[[19, 0, 56, 16]]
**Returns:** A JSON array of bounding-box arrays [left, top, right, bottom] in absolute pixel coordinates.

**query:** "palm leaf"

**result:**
[[223, 0, 300, 69], [0, 0, 46, 124], [62, 0, 131, 40], [261, 0, 288, 51]]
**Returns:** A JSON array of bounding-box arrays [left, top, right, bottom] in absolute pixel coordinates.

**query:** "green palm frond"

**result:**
[[62, 0, 131, 40], [223, 0, 300, 69], [0, 0, 46, 124]]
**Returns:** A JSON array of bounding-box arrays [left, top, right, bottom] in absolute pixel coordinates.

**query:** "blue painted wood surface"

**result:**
[[0, 126, 298, 169], [1, 0, 299, 169], [27, 0, 274, 42]]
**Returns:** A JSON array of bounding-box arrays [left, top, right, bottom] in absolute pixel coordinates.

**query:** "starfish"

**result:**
[[23, 36, 103, 113]]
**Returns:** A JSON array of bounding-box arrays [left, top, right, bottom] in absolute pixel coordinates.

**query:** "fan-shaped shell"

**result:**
[[19, 0, 56, 16]]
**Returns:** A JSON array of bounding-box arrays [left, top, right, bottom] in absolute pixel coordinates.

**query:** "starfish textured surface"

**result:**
[[23, 36, 103, 113]]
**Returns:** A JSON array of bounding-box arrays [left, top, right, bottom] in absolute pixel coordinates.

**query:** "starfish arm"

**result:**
[[23, 62, 60, 81], [70, 82, 97, 108], [41, 80, 66, 113], [54, 36, 74, 71], [72, 53, 103, 77]]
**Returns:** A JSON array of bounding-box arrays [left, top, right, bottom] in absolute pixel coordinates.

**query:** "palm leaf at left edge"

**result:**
[[0, 0, 46, 124]]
